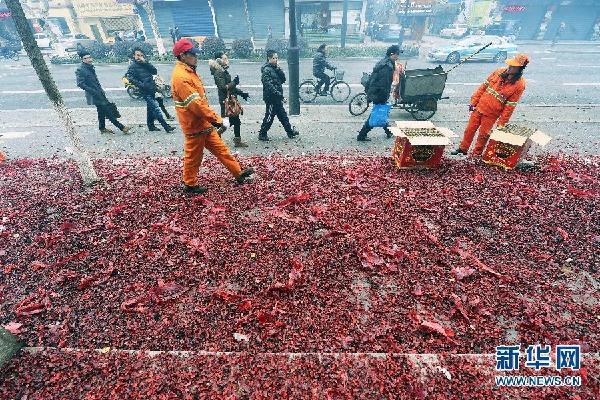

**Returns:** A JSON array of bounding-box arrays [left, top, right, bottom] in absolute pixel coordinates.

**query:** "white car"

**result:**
[[440, 24, 469, 39], [427, 35, 518, 64], [58, 34, 96, 52], [34, 33, 52, 49]]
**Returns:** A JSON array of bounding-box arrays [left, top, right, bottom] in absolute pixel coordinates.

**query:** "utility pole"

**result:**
[[288, 0, 300, 115], [5, 0, 99, 186], [398, 0, 410, 49], [341, 0, 349, 49]]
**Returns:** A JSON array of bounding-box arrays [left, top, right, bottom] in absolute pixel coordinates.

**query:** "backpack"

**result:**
[[361, 72, 371, 91]]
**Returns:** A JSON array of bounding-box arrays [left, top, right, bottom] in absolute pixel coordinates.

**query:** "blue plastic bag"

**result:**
[[368, 103, 391, 128]]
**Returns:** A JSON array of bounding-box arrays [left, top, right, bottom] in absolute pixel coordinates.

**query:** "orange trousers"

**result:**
[[182, 130, 242, 186], [460, 111, 498, 156]]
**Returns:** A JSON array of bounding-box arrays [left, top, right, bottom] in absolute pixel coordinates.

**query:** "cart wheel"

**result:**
[[127, 86, 142, 100], [409, 100, 437, 121], [446, 52, 460, 64], [348, 93, 370, 116], [330, 81, 351, 102], [299, 80, 318, 103]]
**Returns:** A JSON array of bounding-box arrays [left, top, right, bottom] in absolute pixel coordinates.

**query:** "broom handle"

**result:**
[[445, 42, 493, 74]]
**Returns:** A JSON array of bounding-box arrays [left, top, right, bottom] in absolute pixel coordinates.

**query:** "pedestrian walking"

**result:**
[[258, 50, 300, 141], [169, 27, 177, 45], [126, 47, 175, 132], [552, 22, 566, 47], [75, 50, 131, 135], [154, 75, 175, 121], [174, 26, 181, 41], [313, 44, 336, 96], [171, 39, 254, 194], [451, 54, 529, 157], [209, 51, 250, 148], [356, 45, 401, 141]]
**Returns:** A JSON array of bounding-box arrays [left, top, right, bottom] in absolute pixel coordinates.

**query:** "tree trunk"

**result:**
[[143, 1, 166, 56], [5, 0, 99, 186]]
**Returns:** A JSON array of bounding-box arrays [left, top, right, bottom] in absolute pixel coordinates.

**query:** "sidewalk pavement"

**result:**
[[1, 104, 599, 160]]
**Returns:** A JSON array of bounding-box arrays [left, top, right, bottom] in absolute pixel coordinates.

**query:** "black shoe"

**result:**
[[166, 115, 175, 121], [357, 136, 371, 142], [450, 148, 467, 156], [148, 125, 161, 132], [164, 125, 176, 133], [235, 167, 255, 184], [385, 130, 394, 139], [183, 184, 208, 194], [258, 134, 270, 141], [287, 129, 300, 138]]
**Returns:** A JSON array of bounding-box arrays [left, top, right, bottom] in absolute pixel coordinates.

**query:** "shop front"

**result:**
[[71, 0, 140, 42]]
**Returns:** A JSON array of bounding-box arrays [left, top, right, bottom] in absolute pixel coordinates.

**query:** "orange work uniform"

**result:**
[[171, 60, 242, 186], [460, 68, 526, 155], [0, 151, 5, 163]]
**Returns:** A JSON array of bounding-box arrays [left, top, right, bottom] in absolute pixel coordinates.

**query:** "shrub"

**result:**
[[112, 41, 153, 58], [50, 55, 80, 64], [201, 36, 226, 58], [265, 38, 288, 58], [231, 38, 254, 59], [77, 41, 111, 59]]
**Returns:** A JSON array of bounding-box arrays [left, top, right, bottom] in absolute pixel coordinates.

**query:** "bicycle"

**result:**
[[299, 68, 351, 103]]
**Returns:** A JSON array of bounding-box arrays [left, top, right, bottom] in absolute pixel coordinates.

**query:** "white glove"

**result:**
[[222, 117, 230, 129]]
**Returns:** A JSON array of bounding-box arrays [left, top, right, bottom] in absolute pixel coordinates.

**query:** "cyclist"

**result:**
[[313, 44, 335, 96]]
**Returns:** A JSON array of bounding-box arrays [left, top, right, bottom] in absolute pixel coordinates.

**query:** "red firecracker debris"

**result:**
[[0, 155, 598, 398]]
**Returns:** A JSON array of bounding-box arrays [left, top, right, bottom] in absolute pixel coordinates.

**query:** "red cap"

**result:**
[[173, 39, 200, 57]]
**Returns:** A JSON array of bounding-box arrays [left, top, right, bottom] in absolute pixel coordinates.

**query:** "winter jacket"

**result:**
[[312, 50, 334, 76], [126, 60, 158, 96], [171, 60, 222, 136], [261, 63, 286, 104], [75, 63, 108, 106], [470, 68, 526, 126], [366, 56, 395, 104], [208, 59, 244, 104]]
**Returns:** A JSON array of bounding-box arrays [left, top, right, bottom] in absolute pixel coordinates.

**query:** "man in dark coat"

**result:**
[[126, 48, 175, 132], [169, 27, 177, 45], [209, 51, 250, 147], [258, 50, 299, 141], [75, 50, 130, 134], [313, 44, 335, 95], [356, 45, 401, 142]]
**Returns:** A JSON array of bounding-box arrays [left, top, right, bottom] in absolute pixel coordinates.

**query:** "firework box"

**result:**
[[483, 125, 552, 170], [389, 121, 457, 169]]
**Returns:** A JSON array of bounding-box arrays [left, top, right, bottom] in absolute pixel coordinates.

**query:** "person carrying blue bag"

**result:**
[[357, 45, 401, 142]]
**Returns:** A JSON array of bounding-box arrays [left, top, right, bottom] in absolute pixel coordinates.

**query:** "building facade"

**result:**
[[499, 0, 600, 40]]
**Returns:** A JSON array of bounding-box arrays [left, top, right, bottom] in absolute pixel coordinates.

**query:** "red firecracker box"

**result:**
[[390, 121, 456, 169], [483, 126, 552, 170]]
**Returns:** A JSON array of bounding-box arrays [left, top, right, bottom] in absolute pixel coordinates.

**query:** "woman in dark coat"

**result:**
[[209, 52, 250, 147]]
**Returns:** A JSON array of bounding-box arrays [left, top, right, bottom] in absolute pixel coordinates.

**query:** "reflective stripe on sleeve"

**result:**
[[174, 92, 202, 108]]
